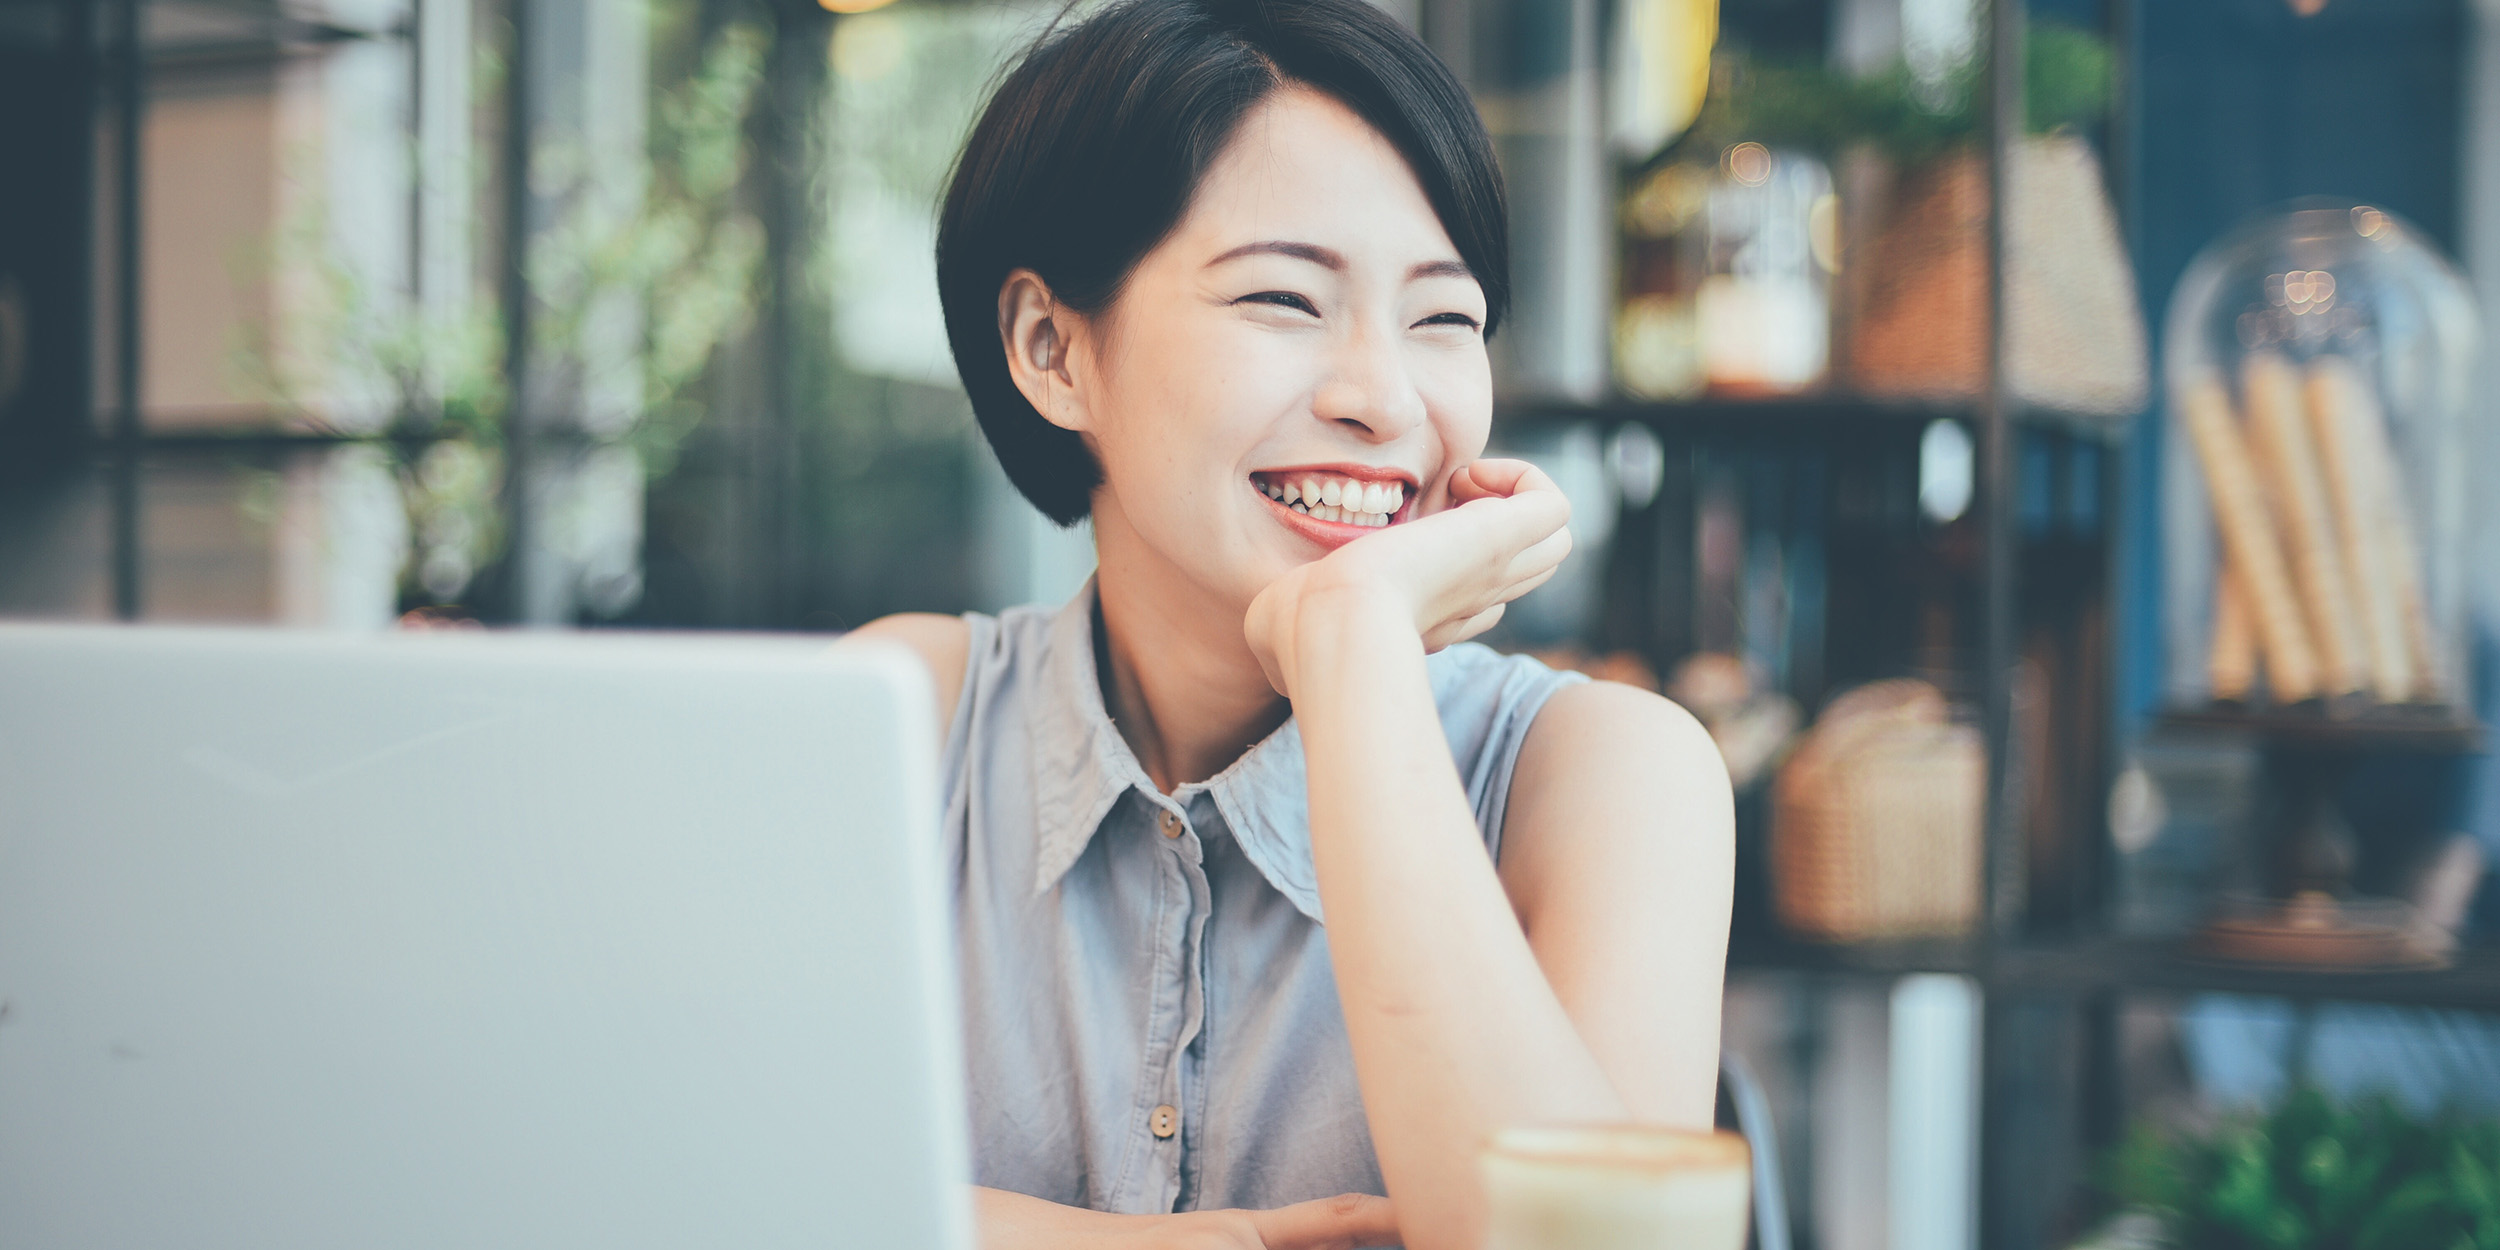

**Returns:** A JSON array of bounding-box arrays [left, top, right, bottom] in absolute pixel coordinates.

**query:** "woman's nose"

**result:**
[[1309, 323, 1426, 441]]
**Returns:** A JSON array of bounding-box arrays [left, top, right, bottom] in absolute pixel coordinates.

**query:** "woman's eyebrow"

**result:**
[[1206, 240, 1343, 270], [1204, 242, 1475, 284]]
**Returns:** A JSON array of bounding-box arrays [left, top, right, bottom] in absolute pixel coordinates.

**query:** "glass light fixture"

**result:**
[[2162, 200, 2480, 717]]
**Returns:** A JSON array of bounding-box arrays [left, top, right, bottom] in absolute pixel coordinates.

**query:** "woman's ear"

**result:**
[[998, 270, 1090, 433]]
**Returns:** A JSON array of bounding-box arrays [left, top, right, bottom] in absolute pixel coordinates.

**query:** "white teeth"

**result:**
[[1257, 473, 1409, 523]]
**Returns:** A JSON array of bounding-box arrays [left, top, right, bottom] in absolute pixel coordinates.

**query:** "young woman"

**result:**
[[845, 0, 1732, 1245]]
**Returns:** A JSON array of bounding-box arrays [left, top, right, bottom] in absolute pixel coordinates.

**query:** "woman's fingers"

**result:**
[[1498, 564, 1559, 606], [1422, 602, 1506, 651], [1505, 525, 1573, 585], [1356, 481, 1569, 644], [1446, 462, 1495, 504], [1431, 485, 1568, 575], [1243, 1193, 1400, 1250], [1449, 457, 1560, 502], [1281, 458, 1570, 660]]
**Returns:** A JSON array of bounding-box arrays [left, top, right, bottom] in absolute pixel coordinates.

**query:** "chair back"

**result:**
[[1716, 1051, 1793, 1250]]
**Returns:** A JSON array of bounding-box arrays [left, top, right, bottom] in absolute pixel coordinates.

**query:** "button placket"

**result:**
[[1158, 797, 1212, 1211]]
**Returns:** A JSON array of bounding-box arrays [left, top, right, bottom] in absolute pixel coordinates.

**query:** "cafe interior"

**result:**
[[3, 0, 2500, 1247]]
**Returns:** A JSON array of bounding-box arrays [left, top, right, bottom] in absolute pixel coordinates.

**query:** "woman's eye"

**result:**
[[1416, 312, 1482, 332], [1237, 291, 1319, 316]]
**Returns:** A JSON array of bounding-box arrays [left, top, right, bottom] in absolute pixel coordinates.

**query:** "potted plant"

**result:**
[[2098, 1087, 2500, 1250], [1655, 24, 2149, 420]]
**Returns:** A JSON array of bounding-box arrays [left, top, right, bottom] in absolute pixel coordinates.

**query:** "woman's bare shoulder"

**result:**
[[1530, 679, 1718, 768], [1506, 678, 1732, 872], [837, 613, 972, 742]]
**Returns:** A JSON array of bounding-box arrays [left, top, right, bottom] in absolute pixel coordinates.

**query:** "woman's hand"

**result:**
[[1244, 458, 1570, 698], [973, 1186, 1398, 1250]]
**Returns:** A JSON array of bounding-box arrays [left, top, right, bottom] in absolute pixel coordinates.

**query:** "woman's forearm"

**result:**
[[1289, 585, 1624, 1250]]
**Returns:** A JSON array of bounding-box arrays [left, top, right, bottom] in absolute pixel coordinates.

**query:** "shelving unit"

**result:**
[[1542, 1, 2498, 1243], [1507, 0, 2491, 1244]]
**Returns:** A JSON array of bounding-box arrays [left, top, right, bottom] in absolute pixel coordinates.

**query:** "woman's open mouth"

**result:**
[[1249, 468, 1415, 542]]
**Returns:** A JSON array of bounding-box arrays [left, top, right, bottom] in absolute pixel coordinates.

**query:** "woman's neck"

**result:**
[[1089, 507, 1289, 794]]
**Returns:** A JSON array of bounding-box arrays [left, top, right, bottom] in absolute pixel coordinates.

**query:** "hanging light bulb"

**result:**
[[2288, 0, 2327, 14]]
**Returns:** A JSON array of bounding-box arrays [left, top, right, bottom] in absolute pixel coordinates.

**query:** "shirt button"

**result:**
[[1150, 1104, 1179, 1139], [1158, 810, 1184, 839]]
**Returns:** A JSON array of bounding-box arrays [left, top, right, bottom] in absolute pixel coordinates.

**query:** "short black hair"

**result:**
[[935, 0, 1509, 526]]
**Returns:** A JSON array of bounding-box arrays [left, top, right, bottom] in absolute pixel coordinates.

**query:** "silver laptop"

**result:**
[[0, 625, 974, 1250]]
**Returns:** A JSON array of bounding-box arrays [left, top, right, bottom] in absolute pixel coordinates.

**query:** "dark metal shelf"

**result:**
[[1499, 394, 2132, 441], [1501, 394, 1969, 438], [1997, 938, 2500, 1012], [114, 429, 439, 454], [1727, 932, 1984, 980], [2161, 703, 2486, 753], [1728, 931, 2500, 1013], [146, 1, 391, 72]]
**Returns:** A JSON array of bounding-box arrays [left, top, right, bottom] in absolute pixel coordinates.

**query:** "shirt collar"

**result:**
[[1025, 579, 1328, 923]]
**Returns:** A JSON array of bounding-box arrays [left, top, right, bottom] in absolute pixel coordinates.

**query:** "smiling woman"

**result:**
[[935, 0, 1507, 529], [849, 2, 1734, 1248], [994, 81, 1499, 591]]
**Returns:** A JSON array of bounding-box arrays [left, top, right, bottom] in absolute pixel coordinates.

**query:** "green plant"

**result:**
[[2105, 1087, 2500, 1250], [529, 13, 768, 480], [1678, 20, 2113, 166], [232, 5, 770, 612]]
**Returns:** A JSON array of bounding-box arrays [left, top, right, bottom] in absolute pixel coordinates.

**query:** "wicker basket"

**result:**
[[1769, 680, 1986, 942]]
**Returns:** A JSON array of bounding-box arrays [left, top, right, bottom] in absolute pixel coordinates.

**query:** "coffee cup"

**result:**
[[1480, 1124, 1752, 1250]]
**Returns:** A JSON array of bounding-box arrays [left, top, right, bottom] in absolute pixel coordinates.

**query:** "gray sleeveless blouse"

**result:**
[[942, 584, 1585, 1214]]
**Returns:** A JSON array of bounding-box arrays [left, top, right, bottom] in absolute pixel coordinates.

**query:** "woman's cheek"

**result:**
[[1425, 389, 1493, 467], [1415, 341, 1492, 415]]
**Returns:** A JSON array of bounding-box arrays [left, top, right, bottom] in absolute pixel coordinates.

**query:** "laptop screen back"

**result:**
[[0, 627, 972, 1250]]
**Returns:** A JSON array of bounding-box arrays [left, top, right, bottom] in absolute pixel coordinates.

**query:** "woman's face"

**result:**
[[1045, 85, 1493, 610]]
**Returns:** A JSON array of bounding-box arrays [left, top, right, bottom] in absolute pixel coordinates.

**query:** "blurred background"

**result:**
[[7, 0, 2500, 1247]]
